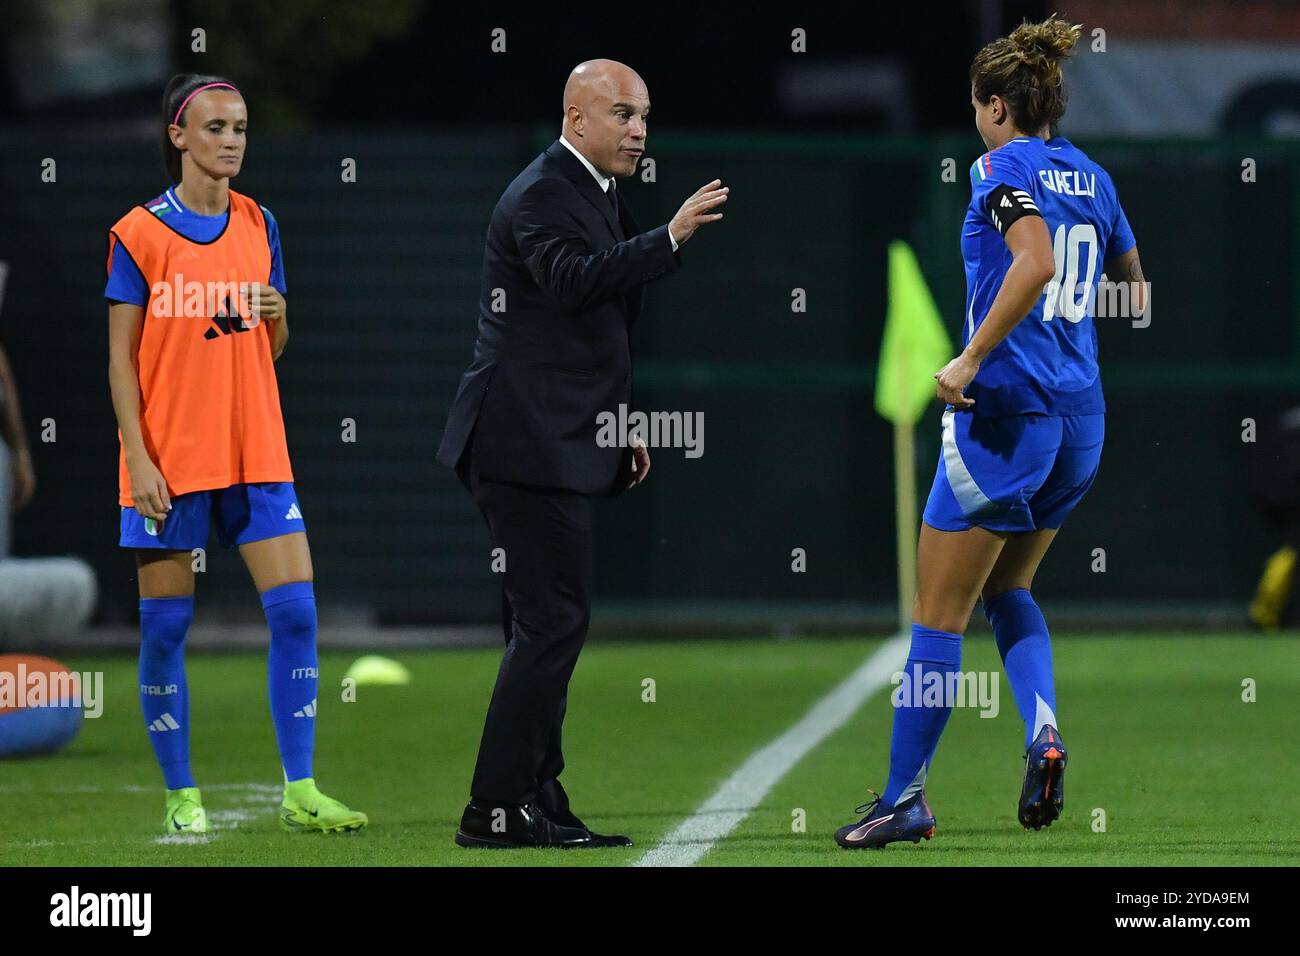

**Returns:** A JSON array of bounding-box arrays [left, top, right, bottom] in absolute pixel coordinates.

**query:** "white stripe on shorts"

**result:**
[[941, 409, 996, 518]]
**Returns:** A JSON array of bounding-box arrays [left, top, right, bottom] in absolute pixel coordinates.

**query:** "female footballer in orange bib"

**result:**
[[106, 73, 366, 834]]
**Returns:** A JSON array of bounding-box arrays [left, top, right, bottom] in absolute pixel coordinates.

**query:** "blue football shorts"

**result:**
[[922, 410, 1104, 534], [119, 481, 305, 550]]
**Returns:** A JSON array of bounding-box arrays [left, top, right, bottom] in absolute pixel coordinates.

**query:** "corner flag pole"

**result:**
[[876, 240, 952, 638], [893, 416, 916, 637]]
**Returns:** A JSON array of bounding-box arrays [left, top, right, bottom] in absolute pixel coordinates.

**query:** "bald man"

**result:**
[[438, 60, 726, 848]]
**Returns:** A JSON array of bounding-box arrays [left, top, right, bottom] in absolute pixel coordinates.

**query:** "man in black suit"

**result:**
[[438, 59, 727, 848]]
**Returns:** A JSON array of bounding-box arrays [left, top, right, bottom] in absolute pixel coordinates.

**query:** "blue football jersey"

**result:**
[[961, 136, 1135, 416]]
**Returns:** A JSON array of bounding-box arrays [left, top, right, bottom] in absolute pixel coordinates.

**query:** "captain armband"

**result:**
[[984, 183, 1041, 237]]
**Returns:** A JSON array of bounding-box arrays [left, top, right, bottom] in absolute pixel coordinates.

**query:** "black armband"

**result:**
[[984, 182, 1041, 237]]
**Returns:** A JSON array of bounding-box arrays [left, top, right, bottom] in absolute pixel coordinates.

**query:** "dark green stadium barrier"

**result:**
[[1, 126, 1294, 627]]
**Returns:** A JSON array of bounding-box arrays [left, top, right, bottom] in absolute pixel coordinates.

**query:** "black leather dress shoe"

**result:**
[[545, 806, 634, 848], [454, 800, 592, 849], [537, 778, 633, 848], [577, 827, 634, 848]]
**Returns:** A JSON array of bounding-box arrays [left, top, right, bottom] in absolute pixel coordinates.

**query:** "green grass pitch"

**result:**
[[1, 634, 1296, 866]]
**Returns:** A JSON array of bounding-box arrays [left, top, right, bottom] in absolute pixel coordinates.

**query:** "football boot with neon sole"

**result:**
[[163, 786, 208, 835], [279, 778, 368, 833], [1018, 723, 1067, 830]]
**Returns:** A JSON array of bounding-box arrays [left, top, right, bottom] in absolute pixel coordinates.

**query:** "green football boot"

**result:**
[[163, 786, 208, 835], [279, 777, 368, 833]]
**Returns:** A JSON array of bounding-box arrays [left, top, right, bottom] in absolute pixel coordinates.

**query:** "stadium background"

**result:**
[[1, 0, 1297, 642]]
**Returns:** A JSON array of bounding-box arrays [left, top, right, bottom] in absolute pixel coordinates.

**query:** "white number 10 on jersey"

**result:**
[[1042, 223, 1098, 323]]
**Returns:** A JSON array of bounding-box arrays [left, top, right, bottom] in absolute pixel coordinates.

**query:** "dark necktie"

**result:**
[[605, 181, 619, 219]]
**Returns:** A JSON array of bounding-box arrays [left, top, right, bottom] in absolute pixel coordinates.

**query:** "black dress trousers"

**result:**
[[457, 435, 593, 805]]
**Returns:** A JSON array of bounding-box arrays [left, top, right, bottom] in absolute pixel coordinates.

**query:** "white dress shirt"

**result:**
[[559, 134, 678, 252]]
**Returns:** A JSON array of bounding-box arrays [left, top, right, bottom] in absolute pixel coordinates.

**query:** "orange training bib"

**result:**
[[108, 190, 292, 506]]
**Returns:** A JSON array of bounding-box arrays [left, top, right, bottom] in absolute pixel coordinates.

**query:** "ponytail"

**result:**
[[970, 15, 1082, 133]]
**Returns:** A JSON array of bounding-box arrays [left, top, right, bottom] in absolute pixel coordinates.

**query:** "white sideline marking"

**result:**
[[634, 633, 909, 868]]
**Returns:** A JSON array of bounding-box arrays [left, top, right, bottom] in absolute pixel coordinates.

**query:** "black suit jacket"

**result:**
[[436, 139, 681, 495]]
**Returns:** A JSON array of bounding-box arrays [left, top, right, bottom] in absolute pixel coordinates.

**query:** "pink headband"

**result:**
[[173, 82, 240, 125]]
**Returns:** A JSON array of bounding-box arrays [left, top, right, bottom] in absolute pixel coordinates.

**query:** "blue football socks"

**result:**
[[880, 623, 963, 809], [984, 588, 1058, 750], [262, 581, 318, 782], [139, 595, 195, 789]]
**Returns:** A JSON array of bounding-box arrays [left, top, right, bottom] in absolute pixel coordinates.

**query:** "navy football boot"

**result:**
[[835, 788, 937, 849], [1018, 723, 1067, 830]]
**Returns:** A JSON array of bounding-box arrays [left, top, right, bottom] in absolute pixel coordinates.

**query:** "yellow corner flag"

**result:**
[[874, 240, 953, 425], [874, 240, 953, 634]]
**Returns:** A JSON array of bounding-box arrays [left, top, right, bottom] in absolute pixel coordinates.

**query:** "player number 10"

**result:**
[[1042, 223, 1098, 324]]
